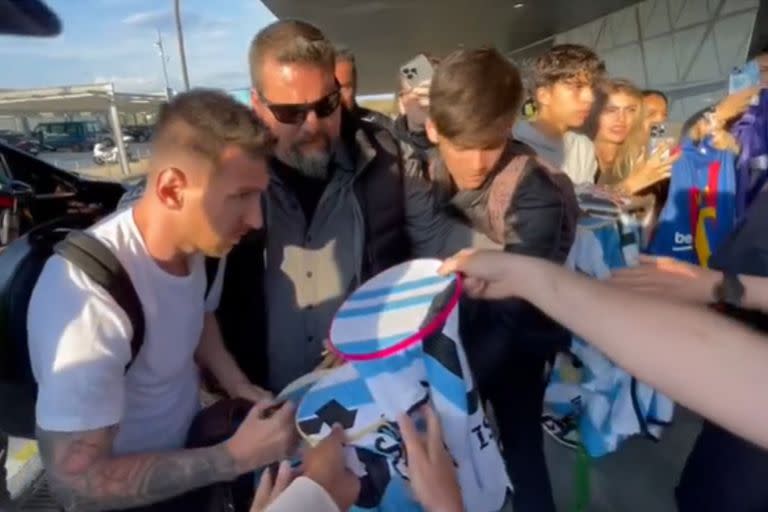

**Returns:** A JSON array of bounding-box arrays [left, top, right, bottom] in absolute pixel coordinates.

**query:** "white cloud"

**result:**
[[93, 74, 158, 91], [4, 2, 274, 92], [121, 8, 217, 33], [121, 10, 171, 28]]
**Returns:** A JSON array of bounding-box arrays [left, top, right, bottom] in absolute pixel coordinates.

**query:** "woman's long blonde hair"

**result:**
[[584, 78, 647, 184]]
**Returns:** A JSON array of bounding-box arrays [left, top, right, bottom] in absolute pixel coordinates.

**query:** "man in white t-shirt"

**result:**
[[28, 89, 298, 512]]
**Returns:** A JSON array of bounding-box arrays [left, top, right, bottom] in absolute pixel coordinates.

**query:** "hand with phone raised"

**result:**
[[618, 142, 681, 195], [399, 54, 435, 131]]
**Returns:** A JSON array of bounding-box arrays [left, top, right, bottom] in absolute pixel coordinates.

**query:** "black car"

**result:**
[[123, 125, 153, 142], [0, 131, 41, 156], [0, 139, 126, 246]]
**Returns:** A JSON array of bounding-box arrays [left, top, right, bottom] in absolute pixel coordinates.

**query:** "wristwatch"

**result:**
[[714, 273, 745, 307]]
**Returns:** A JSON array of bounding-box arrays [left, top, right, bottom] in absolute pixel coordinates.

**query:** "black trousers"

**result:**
[[676, 420, 768, 512], [482, 350, 556, 512], [110, 487, 212, 512]]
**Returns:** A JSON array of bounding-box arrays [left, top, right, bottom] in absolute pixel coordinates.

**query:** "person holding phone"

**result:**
[[584, 79, 680, 195], [392, 53, 441, 166], [680, 46, 768, 143]]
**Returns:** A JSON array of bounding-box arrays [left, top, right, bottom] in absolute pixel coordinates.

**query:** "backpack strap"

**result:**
[[205, 257, 219, 298], [486, 155, 531, 244], [53, 232, 145, 371]]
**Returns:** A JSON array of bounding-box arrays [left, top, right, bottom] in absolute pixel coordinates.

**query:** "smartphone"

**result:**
[[729, 59, 761, 94], [648, 123, 670, 159], [400, 54, 434, 90]]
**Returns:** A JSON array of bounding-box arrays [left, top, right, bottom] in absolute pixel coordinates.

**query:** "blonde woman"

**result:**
[[584, 79, 680, 195]]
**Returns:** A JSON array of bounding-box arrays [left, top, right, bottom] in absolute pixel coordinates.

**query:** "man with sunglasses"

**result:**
[[214, 19, 458, 396]]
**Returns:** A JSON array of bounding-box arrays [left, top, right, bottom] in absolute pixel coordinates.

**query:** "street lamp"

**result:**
[[154, 30, 172, 100], [174, 0, 190, 91]]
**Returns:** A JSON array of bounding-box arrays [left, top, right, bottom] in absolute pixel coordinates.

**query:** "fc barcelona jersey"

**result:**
[[648, 137, 737, 267]]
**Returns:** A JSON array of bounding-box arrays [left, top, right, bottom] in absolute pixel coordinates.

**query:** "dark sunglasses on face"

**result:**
[[258, 88, 341, 125]]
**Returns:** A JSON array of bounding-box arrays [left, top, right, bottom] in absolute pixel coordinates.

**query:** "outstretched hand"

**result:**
[[438, 249, 519, 300], [609, 254, 718, 304], [398, 405, 463, 512]]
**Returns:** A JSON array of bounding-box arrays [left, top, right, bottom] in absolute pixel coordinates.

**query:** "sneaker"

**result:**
[[542, 413, 580, 450]]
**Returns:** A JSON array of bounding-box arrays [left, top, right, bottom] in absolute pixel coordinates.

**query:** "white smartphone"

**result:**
[[400, 54, 434, 89], [648, 123, 672, 160]]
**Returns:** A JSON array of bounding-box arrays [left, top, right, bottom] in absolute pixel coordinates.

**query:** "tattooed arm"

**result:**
[[36, 425, 239, 511], [37, 400, 298, 512]]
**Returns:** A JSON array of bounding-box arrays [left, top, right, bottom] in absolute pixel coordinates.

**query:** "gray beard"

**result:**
[[289, 150, 332, 180]]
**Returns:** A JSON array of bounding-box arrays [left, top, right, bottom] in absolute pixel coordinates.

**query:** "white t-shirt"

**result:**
[[28, 208, 219, 455], [563, 131, 599, 185]]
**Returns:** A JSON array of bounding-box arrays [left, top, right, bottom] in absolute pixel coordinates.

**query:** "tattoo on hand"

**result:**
[[36, 426, 239, 511]]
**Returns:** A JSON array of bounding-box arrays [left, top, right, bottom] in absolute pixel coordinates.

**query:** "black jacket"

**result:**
[[433, 140, 579, 387], [215, 113, 447, 388], [393, 115, 433, 166], [354, 105, 395, 135]]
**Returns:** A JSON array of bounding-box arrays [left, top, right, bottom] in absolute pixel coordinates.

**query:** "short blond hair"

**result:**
[[152, 89, 274, 164]]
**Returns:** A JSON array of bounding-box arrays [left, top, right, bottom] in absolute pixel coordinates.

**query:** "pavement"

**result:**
[[36, 143, 151, 179], [547, 407, 700, 511]]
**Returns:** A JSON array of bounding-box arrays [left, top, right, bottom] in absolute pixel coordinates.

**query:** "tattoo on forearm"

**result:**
[[36, 426, 239, 511]]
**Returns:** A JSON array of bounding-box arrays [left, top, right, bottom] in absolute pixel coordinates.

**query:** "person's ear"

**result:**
[[536, 86, 551, 108], [250, 88, 261, 110], [251, 89, 270, 120], [425, 117, 439, 145], [155, 167, 187, 210]]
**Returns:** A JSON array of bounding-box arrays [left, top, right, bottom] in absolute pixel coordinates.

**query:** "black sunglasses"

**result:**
[[258, 88, 341, 125]]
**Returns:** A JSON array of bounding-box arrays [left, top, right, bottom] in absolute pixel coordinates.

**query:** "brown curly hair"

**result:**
[[531, 44, 605, 90]]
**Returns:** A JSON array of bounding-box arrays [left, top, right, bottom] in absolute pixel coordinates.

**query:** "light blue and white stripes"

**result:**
[[544, 217, 675, 458], [332, 261, 454, 356]]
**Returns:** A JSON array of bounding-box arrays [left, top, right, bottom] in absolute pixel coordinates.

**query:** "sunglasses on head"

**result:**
[[258, 88, 341, 125]]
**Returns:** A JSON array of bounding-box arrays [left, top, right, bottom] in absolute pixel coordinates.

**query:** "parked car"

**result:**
[[32, 120, 105, 152], [0, 131, 41, 155], [123, 125, 153, 142], [0, 139, 127, 247]]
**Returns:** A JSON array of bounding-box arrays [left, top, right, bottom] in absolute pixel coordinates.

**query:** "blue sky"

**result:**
[[0, 0, 277, 93]]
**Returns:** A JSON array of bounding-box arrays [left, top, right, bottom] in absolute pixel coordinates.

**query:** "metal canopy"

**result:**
[[0, 83, 166, 116], [0, 83, 165, 176], [261, 0, 640, 94]]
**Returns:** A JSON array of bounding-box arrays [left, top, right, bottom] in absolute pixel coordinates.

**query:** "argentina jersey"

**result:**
[[545, 217, 674, 457], [291, 259, 512, 511]]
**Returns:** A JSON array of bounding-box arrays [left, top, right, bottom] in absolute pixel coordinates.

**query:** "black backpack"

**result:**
[[0, 214, 145, 438]]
